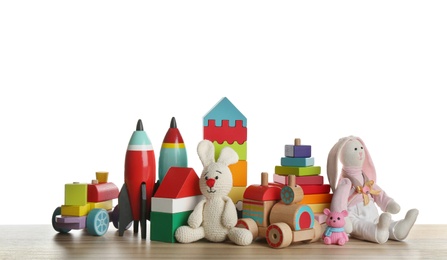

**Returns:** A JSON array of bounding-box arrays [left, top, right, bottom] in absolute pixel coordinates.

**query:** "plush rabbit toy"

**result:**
[[175, 140, 253, 245], [327, 136, 419, 244]]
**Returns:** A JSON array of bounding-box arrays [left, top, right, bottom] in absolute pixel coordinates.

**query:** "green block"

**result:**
[[65, 183, 88, 206], [274, 166, 321, 176], [213, 141, 247, 160], [150, 211, 192, 243]]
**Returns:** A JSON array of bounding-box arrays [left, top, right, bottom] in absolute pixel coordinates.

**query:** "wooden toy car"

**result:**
[[51, 172, 120, 236], [237, 173, 322, 248]]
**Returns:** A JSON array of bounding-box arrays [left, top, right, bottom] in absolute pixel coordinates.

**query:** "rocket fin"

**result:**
[[140, 183, 147, 239], [118, 184, 133, 236]]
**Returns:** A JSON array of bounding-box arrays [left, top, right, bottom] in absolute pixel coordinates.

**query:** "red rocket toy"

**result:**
[[118, 119, 156, 239]]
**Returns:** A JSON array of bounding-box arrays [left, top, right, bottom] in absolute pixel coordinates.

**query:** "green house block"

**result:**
[[64, 183, 88, 206], [150, 211, 192, 243], [274, 166, 321, 177], [213, 141, 247, 160]]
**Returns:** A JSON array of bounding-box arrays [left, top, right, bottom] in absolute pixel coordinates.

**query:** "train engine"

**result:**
[[237, 172, 323, 248], [51, 171, 119, 236]]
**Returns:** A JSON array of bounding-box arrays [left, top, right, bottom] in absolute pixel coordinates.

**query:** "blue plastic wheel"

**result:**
[[86, 209, 109, 236], [52, 207, 71, 234]]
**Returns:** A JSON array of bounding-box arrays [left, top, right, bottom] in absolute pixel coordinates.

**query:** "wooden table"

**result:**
[[1, 225, 446, 259]]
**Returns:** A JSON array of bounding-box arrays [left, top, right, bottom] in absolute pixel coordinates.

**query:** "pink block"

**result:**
[[273, 174, 324, 185]]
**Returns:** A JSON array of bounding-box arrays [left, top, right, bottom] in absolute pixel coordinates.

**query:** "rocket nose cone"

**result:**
[[170, 117, 177, 128], [137, 119, 144, 131]]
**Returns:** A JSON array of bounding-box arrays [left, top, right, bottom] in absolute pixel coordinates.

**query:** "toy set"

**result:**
[[52, 97, 419, 249], [52, 171, 119, 236]]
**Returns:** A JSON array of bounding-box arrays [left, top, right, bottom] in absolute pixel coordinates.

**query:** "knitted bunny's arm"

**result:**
[[330, 178, 353, 233], [221, 196, 237, 228], [372, 183, 400, 214], [188, 199, 206, 228], [331, 178, 352, 213]]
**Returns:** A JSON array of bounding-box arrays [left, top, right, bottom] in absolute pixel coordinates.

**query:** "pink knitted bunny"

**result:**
[[327, 136, 419, 244]]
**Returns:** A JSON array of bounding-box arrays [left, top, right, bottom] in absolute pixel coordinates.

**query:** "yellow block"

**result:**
[[228, 160, 247, 187], [61, 200, 113, 216], [88, 200, 113, 211], [61, 204, 89, 216], [228, 186, 246, 204], [307, 203, 331, 213], [65, 183, 88, 206]]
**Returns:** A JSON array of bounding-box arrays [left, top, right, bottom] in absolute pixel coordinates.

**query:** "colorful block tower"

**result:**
[[273, 138, 332, 223], [203, 97, 247, 206], [150, 167, 202, 243]]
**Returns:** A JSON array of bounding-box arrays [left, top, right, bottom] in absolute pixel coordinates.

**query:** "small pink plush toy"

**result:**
[[323, 208, 349, 246]]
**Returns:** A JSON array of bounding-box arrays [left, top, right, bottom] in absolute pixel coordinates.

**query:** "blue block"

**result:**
[[203, 97, 247, 127], [285, 145, 311, 158], [281, 157, 314, 167]]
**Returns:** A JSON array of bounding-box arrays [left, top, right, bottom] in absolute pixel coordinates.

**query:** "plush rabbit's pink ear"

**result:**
[[356, 137, 376, 182], [327, 137, 350, 192]]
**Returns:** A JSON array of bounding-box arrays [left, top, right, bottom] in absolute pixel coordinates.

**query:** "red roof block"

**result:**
[[154, 167, 201, 198]]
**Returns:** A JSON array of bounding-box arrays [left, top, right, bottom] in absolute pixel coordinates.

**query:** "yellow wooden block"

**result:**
[[65, 183, 88, 206], [307, 203, 331, 213], [88, 200, 113, 211], [229, 160, 247, 187], [228, 186, 246, 204], [61, 204, 89, 216]]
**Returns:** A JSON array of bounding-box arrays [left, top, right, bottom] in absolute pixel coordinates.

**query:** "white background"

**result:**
[[1, 1, 446, 225]]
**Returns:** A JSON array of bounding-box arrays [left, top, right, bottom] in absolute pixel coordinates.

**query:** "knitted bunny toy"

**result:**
[[327, 136, 419, 244], [175, 140, 253, 245]]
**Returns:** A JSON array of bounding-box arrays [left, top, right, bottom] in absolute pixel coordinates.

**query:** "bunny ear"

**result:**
[[197, 140, 215, 167], [356, 137, 377, 182], [217, 146, 239, 166], [327, 137, 349, 192]]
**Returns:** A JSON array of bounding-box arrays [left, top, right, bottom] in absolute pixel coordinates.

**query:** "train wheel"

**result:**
[[310, 221, 323, 243], [87, 209, 109, 236], [236, 218, 259, 238], [266, 223, 292, 248], [112, 205, 119, 229], [51, 207, 71, 234]]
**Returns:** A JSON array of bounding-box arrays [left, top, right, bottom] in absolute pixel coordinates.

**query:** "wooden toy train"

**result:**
[[51, 172, 121, 236], [236, 172, 323, 248]]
